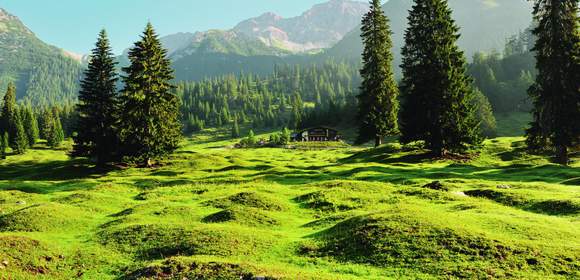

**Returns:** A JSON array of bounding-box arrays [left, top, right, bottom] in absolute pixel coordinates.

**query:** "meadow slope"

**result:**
[[0, 135, 578, 279]]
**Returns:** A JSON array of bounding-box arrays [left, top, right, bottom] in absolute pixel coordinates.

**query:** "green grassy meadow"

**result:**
[[0, 133, 578, 279]]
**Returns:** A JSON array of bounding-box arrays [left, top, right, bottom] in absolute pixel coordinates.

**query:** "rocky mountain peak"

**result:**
[[232, 0, 368, 53]]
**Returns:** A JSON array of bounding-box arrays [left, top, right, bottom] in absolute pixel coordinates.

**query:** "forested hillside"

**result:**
[[469, 28, 536, 114], [176, 61, 360, 134], [0, 8, 83, 106]]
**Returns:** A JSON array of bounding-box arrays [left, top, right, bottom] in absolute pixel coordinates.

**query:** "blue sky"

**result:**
[[0, 0, 351, 55]]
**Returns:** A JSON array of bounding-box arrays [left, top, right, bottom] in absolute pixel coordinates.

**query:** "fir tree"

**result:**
[[400, 0, 480, 155], [356, 0, 400, 147], [472, 89, 497, 138], [119, 23, 181, 166], [0, 132, 8, 159], [72, 30, 119, 165], [231, 115, 240, 138], [281, 127, 291, 145], [526, 0, 580, 164], [38, 109, 53, 140], [247, 130, 257, 146], [42, 109, 63, 148], [22, 105, 39, 147], [52, 107, 65, 145], [12, 110, 28, 154], [1, 83, 17, 143], [290, 93, 304, 129], [40, 108, 54, 141]]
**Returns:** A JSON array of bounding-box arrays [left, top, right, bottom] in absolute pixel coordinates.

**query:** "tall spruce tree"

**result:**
[[0, 132, 8, 159], [22, 105, 39, 147], [40, 108, 54, 142], [231, 115, 240, 138], [52, 107, 65, 145], [1, 83, 17, 143], [119, 23, 181, 166], [42, 109, 63, 148], [400, 0, 480, 155], [356, 0, 400, 147], [12, 110, 28, 154], [72, 30, 119, 165], [526, 0, 580, 164]]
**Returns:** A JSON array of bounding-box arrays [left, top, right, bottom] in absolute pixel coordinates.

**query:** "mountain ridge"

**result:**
[[151, 0, 368, 58]]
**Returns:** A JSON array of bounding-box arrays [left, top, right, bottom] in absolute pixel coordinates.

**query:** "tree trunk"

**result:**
[[431, 146, 447, 158], [375, 136, 383, 147], [556, 145, 569, 165]]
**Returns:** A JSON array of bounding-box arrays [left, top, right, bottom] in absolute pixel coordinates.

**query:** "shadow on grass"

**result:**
[[0, 158, 119, 181], [244, 161, 580, 186], [465, 189, 580, 216], [0, 158, 119, 193]]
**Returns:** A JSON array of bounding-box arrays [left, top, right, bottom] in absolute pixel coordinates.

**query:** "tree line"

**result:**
[[469, 27, 536, 115], [357, 0, 579, 164], [0, 82, 66, 157], [176, 61, 360, 134]]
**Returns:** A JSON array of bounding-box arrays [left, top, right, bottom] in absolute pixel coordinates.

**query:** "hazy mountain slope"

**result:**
[[160, 32, 196, 56], [0, 8, 83, 104], [141, 0, 368, 81], [233, 0, 368, 52], [324, 0, 534, 62]]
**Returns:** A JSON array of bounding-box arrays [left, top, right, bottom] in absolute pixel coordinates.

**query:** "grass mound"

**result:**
[[296, 181, 389, 212], [99, 224, 274, 260], [53, 191, 124, 213], [397, 187, 456, 202], [464, 189, 528, 206], [529, 200, 580, 215], [310, 213, 579, 279], [465, 189, 580, 215], [55, 192, 96, 204], [0, 203, 93, 232], [301, 213, 355, 228], [126, 257, 271, 280], [202, 206, 279, 227], [205, 192, 285, 211], [152, 205, 197, 218], [296, 190, 365, 212]]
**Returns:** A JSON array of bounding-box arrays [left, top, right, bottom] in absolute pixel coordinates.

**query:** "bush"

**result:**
[[269, 127, 292, 146], [239, 130, 258, 147]]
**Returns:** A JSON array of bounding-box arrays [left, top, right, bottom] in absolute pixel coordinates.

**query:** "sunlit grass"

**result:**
[[0, 134, 578, 279]]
